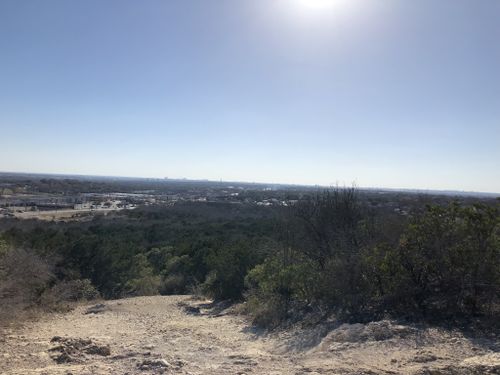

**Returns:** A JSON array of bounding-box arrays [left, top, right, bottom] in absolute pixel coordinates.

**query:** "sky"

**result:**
[[0, 0, 499, 193]]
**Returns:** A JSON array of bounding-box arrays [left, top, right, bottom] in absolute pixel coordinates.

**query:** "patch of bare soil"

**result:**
[[0, 296, 498, 374]]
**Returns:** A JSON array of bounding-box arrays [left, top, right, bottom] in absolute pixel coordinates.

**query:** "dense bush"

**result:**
[[1, 195, 498, 328], [246, 191, 500, 325], [1, 203, 277, 299], [246, 188, 376, 321], [124, 254, 161, 296], [0, 245, 98, 320], [39, 279, 100, 310], [160, 274, 186, 295], [0, 247, 54, 309], [48, 279, 100, 301], [366, 202, 500, 318], [201, 241, 265, 300]]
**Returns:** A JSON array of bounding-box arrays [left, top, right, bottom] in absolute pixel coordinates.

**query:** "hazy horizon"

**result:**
[[1, 0, 499, 192], [1, 169, 499, 195]]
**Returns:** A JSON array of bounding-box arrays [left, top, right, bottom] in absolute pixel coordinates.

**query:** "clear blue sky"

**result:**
[[1, 0, 499, 192]]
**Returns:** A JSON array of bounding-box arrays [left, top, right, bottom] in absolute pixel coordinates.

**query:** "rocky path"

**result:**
[[0, 295, 498, 374]]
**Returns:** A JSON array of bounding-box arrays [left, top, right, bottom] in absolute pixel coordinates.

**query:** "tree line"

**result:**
[[1, 192, 498, 327]]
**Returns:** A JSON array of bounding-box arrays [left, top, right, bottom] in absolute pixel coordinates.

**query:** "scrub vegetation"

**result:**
[[1, 187, 498, 330]]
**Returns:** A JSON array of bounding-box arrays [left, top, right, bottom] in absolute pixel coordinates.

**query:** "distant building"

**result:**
[[74, 202, 92, 210]]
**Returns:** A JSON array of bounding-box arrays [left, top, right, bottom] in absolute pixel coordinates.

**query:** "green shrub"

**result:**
[[124, 254, 160, 296], [202, 241, 261, 300], [246, 195, 499, 326], [160, 274, 186, 294], [243, 294, 287, 328], [367, 203, 500, 317], [246, 256, 316, 304], [39, 279, 99, 311], [47, 279, 100, 302], [125, 275, 160, 296]]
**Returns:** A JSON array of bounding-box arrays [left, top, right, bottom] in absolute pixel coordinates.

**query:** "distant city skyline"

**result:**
[[1, 0, 499, 193], [1, 170, 498, 196]]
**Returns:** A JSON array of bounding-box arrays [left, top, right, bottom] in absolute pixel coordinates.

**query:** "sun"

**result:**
[[296, 0, 341, 10]]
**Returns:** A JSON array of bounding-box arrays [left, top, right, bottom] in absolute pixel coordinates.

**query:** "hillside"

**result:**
[[1, 296, 499, 375]]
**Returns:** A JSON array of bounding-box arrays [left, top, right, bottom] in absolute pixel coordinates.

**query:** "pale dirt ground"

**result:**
[[0, 295, 498, 375], [10, 208, 125, 221]]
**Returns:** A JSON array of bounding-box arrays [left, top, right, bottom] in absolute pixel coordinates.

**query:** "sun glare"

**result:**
[[296, 0, 342, 10]]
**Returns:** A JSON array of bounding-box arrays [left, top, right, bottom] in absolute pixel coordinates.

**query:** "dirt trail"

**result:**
[[0, 296, 498, 374]]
